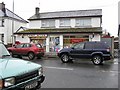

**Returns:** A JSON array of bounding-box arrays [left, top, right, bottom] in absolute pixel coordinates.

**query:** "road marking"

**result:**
[[101, 70, 118, 73], [44, 66, 74, 71], [114, 62, 118, 64]]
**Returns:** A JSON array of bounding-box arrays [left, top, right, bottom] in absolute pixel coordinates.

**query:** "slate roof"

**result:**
[[14, 27, 102, 35], [29, 9, 102, 20], [0, 8, 28, 23]]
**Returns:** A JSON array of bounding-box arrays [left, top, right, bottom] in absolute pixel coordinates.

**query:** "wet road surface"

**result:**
[[24, 57, 118, 88]]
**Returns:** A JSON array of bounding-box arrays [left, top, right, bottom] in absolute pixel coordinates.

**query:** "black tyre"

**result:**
[[61, 54, 69, 63], [37, 56, 41, 59], [17, 55, 22, 59], [28, 52, 35, 60], [36, 82, 41, 89], [92, 55, 103, 65]]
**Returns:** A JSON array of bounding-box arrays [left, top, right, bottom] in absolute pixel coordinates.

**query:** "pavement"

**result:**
[[43, 52, 58, 59]]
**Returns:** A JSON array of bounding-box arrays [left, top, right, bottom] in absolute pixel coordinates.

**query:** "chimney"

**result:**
[[0, 2, 6, 14], [35, 7, 40, 15]]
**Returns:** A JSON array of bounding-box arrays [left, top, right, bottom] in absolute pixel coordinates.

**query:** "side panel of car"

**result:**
[[13, 44, 24, 55]]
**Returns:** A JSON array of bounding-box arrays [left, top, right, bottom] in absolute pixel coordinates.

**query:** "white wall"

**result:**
[[89, 34, 101, 41], [91, 18, 101, 27], [29, 20, 41, 29], [16, 35, 30, 43], [55, 19, 59, 28], [29, 17, 101, 29], [0, 18, 27, 45], [71, 19, 75, 28]]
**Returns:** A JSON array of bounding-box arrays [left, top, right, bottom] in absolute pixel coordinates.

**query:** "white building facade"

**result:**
[[15, 8, 102, 52], [0, 2, 28, 45]]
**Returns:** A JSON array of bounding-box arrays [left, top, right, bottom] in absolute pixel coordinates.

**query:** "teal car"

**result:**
[[0, 42, 45, 90]]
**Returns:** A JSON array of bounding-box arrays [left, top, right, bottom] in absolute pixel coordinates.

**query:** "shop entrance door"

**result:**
[[49, 36, 60, 52]]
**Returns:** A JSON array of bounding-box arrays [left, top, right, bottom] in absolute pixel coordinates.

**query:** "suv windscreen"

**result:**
[[0, 44, 10, 58]]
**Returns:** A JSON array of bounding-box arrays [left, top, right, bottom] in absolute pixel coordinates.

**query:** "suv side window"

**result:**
[[23, 44, 31, 48], [94, 43, 104, 49], [85, 42, 93, 49], [16, 44, 24, 48], [74, 43, 84, 49]]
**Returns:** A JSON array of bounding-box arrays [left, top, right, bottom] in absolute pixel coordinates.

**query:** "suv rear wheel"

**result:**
[[61, 54, 69, 63], [28, 52, 35, 60], [92, 55, 103, 65]]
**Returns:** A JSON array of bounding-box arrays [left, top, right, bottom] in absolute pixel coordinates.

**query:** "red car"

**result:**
[[8, 43, 44, 60]]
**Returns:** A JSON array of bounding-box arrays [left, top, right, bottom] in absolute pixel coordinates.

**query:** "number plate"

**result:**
[[25, 82, 38, 90]]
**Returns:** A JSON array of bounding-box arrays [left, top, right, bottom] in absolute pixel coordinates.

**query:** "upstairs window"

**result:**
[[75, 18, 91, 27], [41, 19, 55, 28], [0, 19, 4, 27], [59, 19, 70, 27]]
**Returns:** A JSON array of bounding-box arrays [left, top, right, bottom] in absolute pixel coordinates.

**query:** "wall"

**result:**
[[29, 20, 41, 29], [89, 34, 101, 41], [0, 17, 27, 45], [16, 35, 30, 43], [29, 17, 101, 28], [91, 18, 101, 27]]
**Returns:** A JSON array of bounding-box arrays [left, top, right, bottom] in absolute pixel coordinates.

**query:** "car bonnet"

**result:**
[[0, 58, 41, 79]]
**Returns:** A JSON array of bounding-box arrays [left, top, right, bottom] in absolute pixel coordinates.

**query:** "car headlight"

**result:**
[[38, 67, 43, 76], [4, 77, 15, 87]]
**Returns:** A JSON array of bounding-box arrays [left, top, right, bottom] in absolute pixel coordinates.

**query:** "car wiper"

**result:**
[[2, 55, 11, 58]]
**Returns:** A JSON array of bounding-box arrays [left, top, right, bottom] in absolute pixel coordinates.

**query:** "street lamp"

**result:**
[[12, 0, 14, 45]]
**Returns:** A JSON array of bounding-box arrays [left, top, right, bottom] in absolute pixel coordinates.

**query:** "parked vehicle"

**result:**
[[8, 43, 44, 60], [57, 41, 112, 65], [0, 41, 45, 89]]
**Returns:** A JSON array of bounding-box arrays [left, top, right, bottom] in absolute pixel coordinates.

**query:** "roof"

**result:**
[[0, 8, 28, 23], [14, 27, 102, 35], [28, 9, 102, 20]]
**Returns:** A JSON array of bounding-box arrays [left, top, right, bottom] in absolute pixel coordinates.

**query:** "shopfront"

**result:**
[[14, 28, 102, 53]]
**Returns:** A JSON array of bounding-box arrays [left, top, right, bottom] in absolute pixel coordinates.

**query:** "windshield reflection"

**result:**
[[0, 44, 10, 58]]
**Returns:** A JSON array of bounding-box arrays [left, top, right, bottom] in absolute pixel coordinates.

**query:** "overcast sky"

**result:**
[[0, 0, 119, 37]]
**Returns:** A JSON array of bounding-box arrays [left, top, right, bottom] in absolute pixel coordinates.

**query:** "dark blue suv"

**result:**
[[57, 41, 111, 65]]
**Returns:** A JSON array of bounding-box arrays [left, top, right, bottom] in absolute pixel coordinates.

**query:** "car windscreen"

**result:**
[[0, 44, 10, 58]]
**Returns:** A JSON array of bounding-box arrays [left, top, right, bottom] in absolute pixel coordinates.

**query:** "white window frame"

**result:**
[[59, 19, 71, 27], [41, 19, 55, 28], [75, 18, 91, 27]]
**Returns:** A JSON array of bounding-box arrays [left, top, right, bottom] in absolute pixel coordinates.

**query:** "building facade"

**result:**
[[15, 8, 102, 52], [0, 2, 28, 45]]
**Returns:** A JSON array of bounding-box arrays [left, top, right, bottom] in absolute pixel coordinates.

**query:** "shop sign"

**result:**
[[70, 38, 85, 43]]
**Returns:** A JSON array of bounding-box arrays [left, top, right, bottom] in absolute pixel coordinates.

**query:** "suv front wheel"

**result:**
[[92, 55, 103, 65], [61, 54, 69, 63]]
